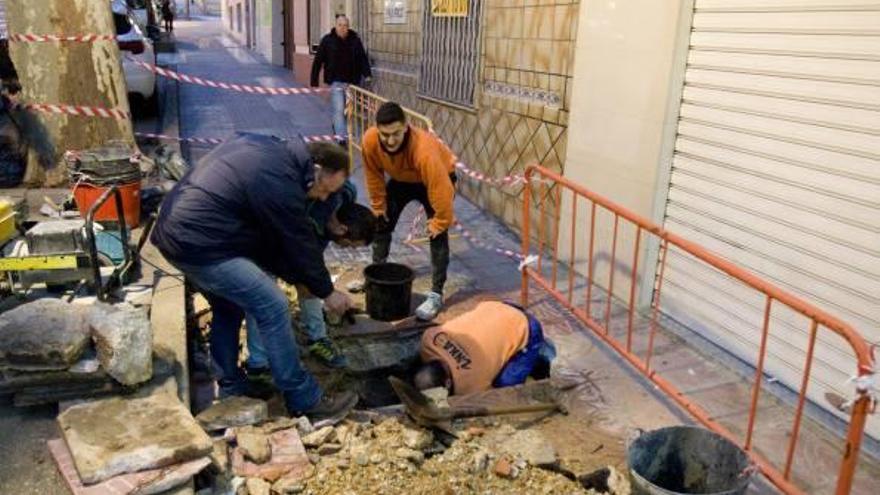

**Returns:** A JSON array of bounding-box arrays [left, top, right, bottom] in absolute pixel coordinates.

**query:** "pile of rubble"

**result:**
[[0, 298, 163, 406], [198, 397, 630, 495]]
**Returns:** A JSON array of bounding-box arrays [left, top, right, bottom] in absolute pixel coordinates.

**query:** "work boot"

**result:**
[[308, 338, 348, 368], [302, 390, 358, 424], [415, 291, 443, 321]]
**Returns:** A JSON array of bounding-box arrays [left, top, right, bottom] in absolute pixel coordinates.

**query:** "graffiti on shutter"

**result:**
[[418, 0, 481, 107]]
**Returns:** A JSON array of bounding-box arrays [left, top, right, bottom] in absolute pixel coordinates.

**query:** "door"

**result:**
[[283, 0, 293, 68], [660, 0, 880, 438]]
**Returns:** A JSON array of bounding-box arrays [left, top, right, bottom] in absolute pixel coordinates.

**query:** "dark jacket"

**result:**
[[310, 28, 371, 87], [307, 180, 356, 248], [150, 133, 335, 298]]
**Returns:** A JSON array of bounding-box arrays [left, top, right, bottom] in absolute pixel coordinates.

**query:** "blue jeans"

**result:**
[[247, 294, 327, 368], [330, 82, 348, 139], [171, 257, 322, 413]]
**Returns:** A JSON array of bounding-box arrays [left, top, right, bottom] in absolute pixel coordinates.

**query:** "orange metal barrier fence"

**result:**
[[520, 164, 875, 495]]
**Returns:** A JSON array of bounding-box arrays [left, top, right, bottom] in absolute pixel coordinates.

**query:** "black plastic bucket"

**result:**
[[628, 426, 752, 495], [363, 263, 414, 321]]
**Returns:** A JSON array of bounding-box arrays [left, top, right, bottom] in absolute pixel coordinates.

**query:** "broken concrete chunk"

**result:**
[[498, 429, 557, 466], [394, 447, 425, 465], [196, 396, 269, 431], [301, 426, 335, 448], [245, 477, 272, 495], [294, 415, 314, 435], [0, 299, 90, 371], [58, 393, 213, 484], [272, 476, 306, 494], [350, 443, 370, 466], [316, 442, 342, 456], [402, 428, 433, 451], [238, 427, 271, 464], [88, 303, 152, 386], [211, 439, 230, 474], [260, 417, 298, 434]]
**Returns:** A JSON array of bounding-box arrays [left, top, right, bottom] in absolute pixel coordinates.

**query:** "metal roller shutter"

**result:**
[[661, 0, 880, 438]]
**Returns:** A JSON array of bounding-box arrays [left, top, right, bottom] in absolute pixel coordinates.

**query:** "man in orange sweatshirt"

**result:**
[[361, 101, 457, 320], [415, 301, 555, 395]]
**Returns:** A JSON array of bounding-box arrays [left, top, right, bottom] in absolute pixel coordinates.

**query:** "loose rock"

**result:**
[[211, 438, 229, 473], [395, 447, 425, 465], [245, 476, 271, 495], [498, 429, 557, 466], [0, 299, 90, 371], [237, 426, 271, 464], [493, 457, 513, 479], [317, 442, 342, 456], [196, 396, 269, 431], [272, 476, 306, 494], [260, 417, 298, 434], [88, 303, 153, 385], [294, 416, 314, 435], [302, 426, 335, 448], [402, 428, 433, 451]]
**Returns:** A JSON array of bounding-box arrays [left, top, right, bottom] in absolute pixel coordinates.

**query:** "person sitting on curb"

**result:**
[[413, 301, 556, 395], [245, 186, 375, 371], [361, 102, 457, 321]]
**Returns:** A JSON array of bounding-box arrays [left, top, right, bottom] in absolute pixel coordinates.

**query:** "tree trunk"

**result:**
[[5, 0, 135, 187]]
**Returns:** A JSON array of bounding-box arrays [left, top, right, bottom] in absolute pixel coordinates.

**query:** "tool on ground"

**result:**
[[0, 186, 142, 301], [388, 376, 563, 435]]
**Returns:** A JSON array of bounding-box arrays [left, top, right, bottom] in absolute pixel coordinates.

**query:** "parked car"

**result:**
[[112, 0, 157, 115], [125, 0, 162, 40]]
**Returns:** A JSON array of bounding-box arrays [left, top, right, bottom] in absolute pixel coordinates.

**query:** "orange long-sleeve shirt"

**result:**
[[361, 126, 456, 235], [420, 301, 529, 395]]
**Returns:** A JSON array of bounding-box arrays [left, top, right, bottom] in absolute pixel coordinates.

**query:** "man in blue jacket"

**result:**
[[152, 133, 358, 421]]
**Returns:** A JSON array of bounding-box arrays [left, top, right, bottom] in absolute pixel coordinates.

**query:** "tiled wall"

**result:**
[[363, 0, 579, 230]]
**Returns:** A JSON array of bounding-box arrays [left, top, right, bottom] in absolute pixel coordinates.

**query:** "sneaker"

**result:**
[[308, 338, 348, 368], [303, 390, 358, 424], [415, 291, 443, 321]]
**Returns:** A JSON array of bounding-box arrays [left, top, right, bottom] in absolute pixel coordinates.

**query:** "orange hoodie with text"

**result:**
[[362, 126, 456, 235], [420, 301, 529, 395]]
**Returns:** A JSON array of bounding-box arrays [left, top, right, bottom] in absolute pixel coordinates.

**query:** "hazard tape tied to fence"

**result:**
[[126, 58, 329, 96]]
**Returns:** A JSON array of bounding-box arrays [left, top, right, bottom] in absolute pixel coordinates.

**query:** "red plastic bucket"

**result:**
[[73, 181, 141, 228]]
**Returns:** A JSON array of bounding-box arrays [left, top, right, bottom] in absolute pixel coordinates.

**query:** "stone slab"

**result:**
[[48, 439, 210, 495], [0, 298, 90, 371], [195, 396, 268, 431], [231, 428, 312, 483], [58, 393, 213, 484], [89, 304, 153, 386]]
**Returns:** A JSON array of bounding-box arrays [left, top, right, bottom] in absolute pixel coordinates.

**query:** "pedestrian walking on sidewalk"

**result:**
[[310, 14, 372, 146], [151, 133, 358, 422], [161, 0, 175, 32], [362, 102, 458, 321]]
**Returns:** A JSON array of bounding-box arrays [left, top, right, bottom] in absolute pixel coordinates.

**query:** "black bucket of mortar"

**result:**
[[627, 426, 752, 495], [363, 262, 414, 321]]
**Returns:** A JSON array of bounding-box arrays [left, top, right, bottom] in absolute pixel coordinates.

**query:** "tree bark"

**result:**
[[5, 0, 135, 187]]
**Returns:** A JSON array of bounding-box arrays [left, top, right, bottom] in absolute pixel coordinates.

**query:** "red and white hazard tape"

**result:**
[[133, 132, 344, 145], [14, 102, 130, 120], [9, 33, 117, 43], [126, 57, 328, 96], [455, 161, 526, 187]]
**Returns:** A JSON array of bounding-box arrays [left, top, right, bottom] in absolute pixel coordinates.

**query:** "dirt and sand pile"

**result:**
[[291, 416, 630, 495]]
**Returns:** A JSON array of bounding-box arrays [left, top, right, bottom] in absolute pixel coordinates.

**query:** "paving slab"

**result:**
[[48, 439, 209, 495], [58, 393, 213, 484], [0, 298, 90, 371]]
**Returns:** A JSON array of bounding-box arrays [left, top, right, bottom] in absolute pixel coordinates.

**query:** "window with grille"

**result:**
[[418, 0, 482, 107]]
